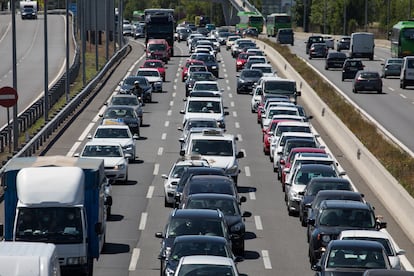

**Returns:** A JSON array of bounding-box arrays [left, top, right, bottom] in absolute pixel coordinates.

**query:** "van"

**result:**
[[350, 32, 375, 60], [400, 56, 414, 88], [146, 39, 170, 63], [257, 76, 301, 104], [0, 242, 61, 276], [276, 28, 294, 46]]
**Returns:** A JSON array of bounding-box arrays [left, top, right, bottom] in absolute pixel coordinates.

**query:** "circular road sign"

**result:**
[[0, 86, 18, 108]]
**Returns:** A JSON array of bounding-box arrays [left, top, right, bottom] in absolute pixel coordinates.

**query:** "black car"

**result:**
[[176, 28, 192, 42], [118, 76, 152, 102], [308, 200, 387, 265], [107, 94, 143, 126], [174, 167, 225, 206], [236, 69, 263, 94], [353, 71, 383, 94], [183, 193, 251, 256], [243, 27, 259, 38], [179, 175, 239, 207], [312, 240, 391, 275], [155, 209, 231, 269], [342, 59, 365, 81], [161, 235, 235, 276], [325, 52, 347, 70], [298, 177, 353, 227], [101, 106, 141, 136], [336, 36, 351, 51], [185, 71, 217, 97], [306, 35, 324, 54], [21, 7, 37, 20], [309, 43, 328, 59], [190, 53, 220, 78], [276, 28, 294, 45]]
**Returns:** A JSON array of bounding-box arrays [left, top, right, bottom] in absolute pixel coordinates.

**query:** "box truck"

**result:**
[[350, 32, 375, 60], [0, 156, 110, 276]]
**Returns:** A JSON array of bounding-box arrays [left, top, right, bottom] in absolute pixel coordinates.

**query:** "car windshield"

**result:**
[[294, 169, 336, 185], [187, 101, 221, 113], [307, 181, 351, 195], [193, 55, 216, 62], [124, 78, 145, 86], [264, 81, 296, 95], [111, 96, 139, 106], [191, 140, 233, 156], [276, 125, 311, 137], [177, 264, 236, 276], [171, 241, 229, 260], [94, 128, 130, 139], [190, 73, 215, 81], [319, 209, 375, 228], [187, 198, 239, 216], [148, 44, 166, 51], [82, 145, 123, 157], [193, 83, 219, 91], [359, 72, 379, 79], [326, 247, 387, 269], [189, 66, 207, 73], [167, 218, 224, 237], [341, 237, 393, 256], [254, 67, 272, 73]]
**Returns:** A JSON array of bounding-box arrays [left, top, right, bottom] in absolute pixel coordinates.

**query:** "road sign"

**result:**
[[0, 86, 18, 108]]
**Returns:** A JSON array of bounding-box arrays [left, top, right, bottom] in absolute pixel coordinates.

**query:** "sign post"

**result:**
[[0, 86, 18, 153]]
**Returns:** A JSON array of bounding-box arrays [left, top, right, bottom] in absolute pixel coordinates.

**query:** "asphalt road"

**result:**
[[6, 35, 414, 276]]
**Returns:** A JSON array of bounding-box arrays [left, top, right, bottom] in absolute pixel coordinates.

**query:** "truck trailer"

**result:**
[[0, 156, 110, 276], [144, 8, 175, 56]]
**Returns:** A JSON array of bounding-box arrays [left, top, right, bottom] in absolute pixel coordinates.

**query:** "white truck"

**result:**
[[0, 241, 61, 276], [20, 1, 38, 19], [0, 156, 110, 276], [350, 32, 375, 60]]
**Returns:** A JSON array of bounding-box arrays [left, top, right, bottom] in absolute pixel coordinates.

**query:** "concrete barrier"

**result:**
[[254, 39, 414, 246]]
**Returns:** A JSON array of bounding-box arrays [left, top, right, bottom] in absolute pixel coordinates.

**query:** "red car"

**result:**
[[279, 147, 327, 191], [262, 119, 293, 155], [236, 52, 254, 71], [141, 59, 167, 82], [181, 59, 206, 82]]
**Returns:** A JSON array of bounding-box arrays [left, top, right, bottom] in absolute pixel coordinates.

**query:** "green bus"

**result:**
[[266, 13, 291, 37], [391, 21, 414, 58], [236, 11, 264, 33]]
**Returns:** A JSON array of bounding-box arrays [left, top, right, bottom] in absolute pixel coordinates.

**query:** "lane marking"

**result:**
[[249, 191, 256, 200], [400, 93, 407, 99], [161, 133, 167, 140], [388, 87, 394, 91], [245, 166, 251, 177], [164, 121, 170, 127], [128, 248, 140, 271], [169, 100, 174, 106], [228, 93, 233, 98], [172, 92, 176, 97], [235, 122, 240, 128], [66, 141, 81, 157], [139, 212, 148, 230], [237, 134, 242, 141], [153, 163, 159, 175], [233, 111, 237, 117], [227, 86, 231, 91], [158, 147, 163, 156], [146, 186, 154, 198], [255, 216, 263, 230], [167, 110, 172, 116], [262, 250, 272, 269], [230, 101, 235, 107], [79, 122, 95, 141]]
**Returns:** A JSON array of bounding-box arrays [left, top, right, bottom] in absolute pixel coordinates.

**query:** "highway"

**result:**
[[0, 14, 68, 128], [34, 34, 414, 276]]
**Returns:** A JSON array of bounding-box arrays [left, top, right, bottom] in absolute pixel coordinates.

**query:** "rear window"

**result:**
[[359, 72, 379, 79]]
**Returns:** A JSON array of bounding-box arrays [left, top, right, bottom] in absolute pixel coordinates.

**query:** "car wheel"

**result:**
[[342, 75, 345, 81], [140, 117, 143, 127], [235, 242, 245, 256], [402, 80, 406, 89], [124, 172, 128, 184], [301, 215, 307, 227], [353, 88, 357, 93], [378, 89, 382, 94], [325, 66, 328, 70], [164, 197, 171, 208]]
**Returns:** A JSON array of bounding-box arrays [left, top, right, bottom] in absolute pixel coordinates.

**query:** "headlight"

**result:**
[[165, 267, 175, 276], [289, 96, 296, 103], [321, 235, 331, 243], [156, 81, 162, 85], [123, 145, 133, 151], [211, 66, 217, 69], [239, 78, 245, 83], [67, 257, 87, 265], [164, 247, 171, 258], [226, 164, 238, 175], [217, 120, 225, 128], [115, 163, 126, 170]]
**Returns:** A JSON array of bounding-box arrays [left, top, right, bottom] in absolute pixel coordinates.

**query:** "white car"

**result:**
[[136, 68, 163, 92], [180, 129, 244, 184], [174, 255, 240, 276], [180, 96, 228, 128], [338, 230, 405, 269], [226, 35, 241, 50], [161, 157, 210, 207], [77, 141, 129, 183], [191, 80, 223, 96], [250, 63, 277, 77], [250, 85, 263, 113], [262, 106, 300, 130], [88, 125, 138, 162]]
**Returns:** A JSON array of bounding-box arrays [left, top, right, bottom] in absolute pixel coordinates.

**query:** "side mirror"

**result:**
[[242, 211, 252, 218], [179, 150, 185, 156], [0, 224, 3, 237], [180, 110, 185, 114], [87, 134, 92, 139], [298, 191, 305, 196], [177, 127, 183, 131], [236, 151, 244, 159], [240, 196, 247, 203], [179, 138, 185, 143], [133, 134, 139, 139], [296, 91, 302, 96], [155, 232, 164, 238], [307, 218, 315, 226], [311, 264, 322, 272], [224, 111, 229, 116]]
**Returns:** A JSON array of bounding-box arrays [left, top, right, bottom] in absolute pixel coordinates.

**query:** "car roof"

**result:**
[[277, 121, 310, 127], [329, 240, 388, 251], [321, 199, 370, 209], [106, 105, 135, 110], [339, 230, 391, 240], [137, 68, 159, 72], [297, 163, 335, 172], [316, 190, 363, 198], [308, 177, 350, 184], [179, 255, 235, 266], [95, 125, 130, 130], [290, 147, 326, 153], [187, 96, 222, 102], [172, 208, 224, 219], [187, 193, 236, 201], [251, 63, 272, 68], [84, 140, 122, 147], [173, 235, 228, 244], [189, 174, 234, 182]]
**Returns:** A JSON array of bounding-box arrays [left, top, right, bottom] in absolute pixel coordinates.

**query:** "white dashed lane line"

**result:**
[[128, 248, 140, 271], [161, 133, 167, 140], [153, 164, 159, 175], [262, 250, 272, 269], [254, 216, 263, 230], [237, 134, 242, 141], [169, 100, 174, 107], [230, 101, 235, 107], [138, 212, 148, 230], [233, 111, 237, 117], [400, 93, 407, 99], [146, 186, 154, 199], [164, 121, 170, 127], [244, 166, 251, 177], [249, 191, 256, 200], [167, 110, 172, 116], [157, 147, 163, 156], [235, 122, 240, 128]]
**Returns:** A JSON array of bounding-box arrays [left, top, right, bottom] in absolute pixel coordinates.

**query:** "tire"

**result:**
[[353, 88, 357, 93], [342, 75, 345, 81], [124, 171, 128, 184], [235, 242, 245, 256], [164, 197, 171, 208], [378, 89, 382, 94]]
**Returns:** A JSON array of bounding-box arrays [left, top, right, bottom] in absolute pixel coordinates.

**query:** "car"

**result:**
[[174, 255, 240, 276], [122, 23, 133, 36], [178, 118, 221, 149], [88, 125, 139, 161], [337, 36, 351, 51], [136, 68, 163, 92], [400, 56, 414, 88], [246, 48, 265, 56], [257, 96, 295, 124], [180, 96, 228, 128], [179, 129, 244, 184], [250, 84, 263, 113], [185, 71, 217, 97], [141, 59, 167, 82], [154, 209, 231, 264], [106, 94, 143, 125], [161, 157, 210, 207], [342, 59, 365, 81], [312, 240, 392, 275], [133, 26, 145, 39], [250, 63, 276, 77], [236, 69, 263, 94], [309, 43, 328, 59], [274, 137, 319, 171], [231, 39, 256, 58], [187, 33, 204, 47], [189, 53, 220, 78], [325, 52, 348, 70], [242, 27, 259, 38], [226, 35, 242, 50], [182, 193, 251, 256], [306, 35, 324, 54], [161, 235, 235, 276], [217, 31, 233, 45], [323, 36, 335, 49], [21, 7, 37, 19], [174, 167, 226, 207], [191, 81, 223, 96], [299, 177, 353, 227], [77, 141, 129, 183], [308, 200, 387, 265], [352, 71, 383, 94], [118, 75, 152, 102], [338, 230, 406, 269], [255, 76, 301, 104], [381, 58, 403, 78], [261, 106, 301, 130], [100, 105, 141, 136], [262, 118, 294, 155], [276, 28, 294, 45], [235, 52, 255, 71], [175, 28, 192, 42], [181, 59, 207, 82], [146, 38, 171, 62], [363, 269, 414, 275], [285, 164, 339, 216]]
